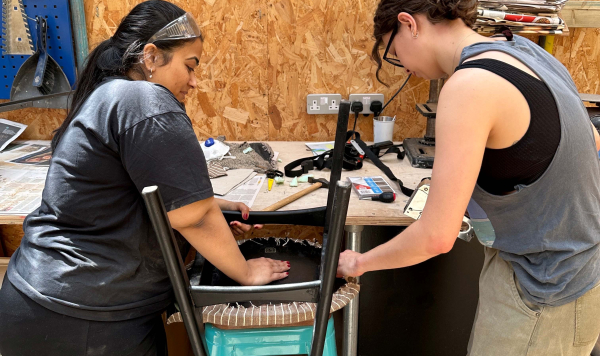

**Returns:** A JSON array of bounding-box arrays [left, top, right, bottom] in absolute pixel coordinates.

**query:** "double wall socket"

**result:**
[[307, 94, 342, 115], [349, 93, 385, 115]]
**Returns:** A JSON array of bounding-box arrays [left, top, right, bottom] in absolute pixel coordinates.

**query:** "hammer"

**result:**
[[262, 177, 329, 212]]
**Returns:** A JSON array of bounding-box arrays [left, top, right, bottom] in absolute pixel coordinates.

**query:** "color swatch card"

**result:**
[[347, 176, 395, 199]]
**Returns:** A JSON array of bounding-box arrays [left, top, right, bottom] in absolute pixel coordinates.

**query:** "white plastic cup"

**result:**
[[373, 116, 395, 143]]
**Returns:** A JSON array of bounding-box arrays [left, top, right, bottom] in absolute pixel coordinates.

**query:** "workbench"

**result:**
[[0, 140, 432, 356]]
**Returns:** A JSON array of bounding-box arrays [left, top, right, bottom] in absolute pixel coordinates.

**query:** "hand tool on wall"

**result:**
[[0, 0, 78, 99], [262, 178, 329, 212], [1, 0, 33, 55], [31, 16, 53, 94], [9, 16, 70, 105]]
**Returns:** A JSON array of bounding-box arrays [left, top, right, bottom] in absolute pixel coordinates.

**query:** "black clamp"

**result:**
[[285, 156, 320, 177], [300, 160, 314, 173], [265, 169, 283, 179]]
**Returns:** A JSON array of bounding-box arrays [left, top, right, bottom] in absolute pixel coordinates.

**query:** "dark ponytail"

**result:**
[[52, 0, 202, 150], [371, 0, 477, 84]]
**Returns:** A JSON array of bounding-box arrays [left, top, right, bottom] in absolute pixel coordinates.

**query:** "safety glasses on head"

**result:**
[[383, 25, 403, 68], [148, 12, 202, 44]]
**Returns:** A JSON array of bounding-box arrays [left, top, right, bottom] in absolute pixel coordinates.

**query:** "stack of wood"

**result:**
[[475, 0, 568, 35]]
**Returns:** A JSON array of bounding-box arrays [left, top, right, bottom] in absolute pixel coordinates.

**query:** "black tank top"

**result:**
[[455, 59, 561, 195]]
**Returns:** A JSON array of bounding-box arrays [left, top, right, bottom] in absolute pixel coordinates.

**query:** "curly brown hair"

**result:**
[[372, 0, 478, 84]]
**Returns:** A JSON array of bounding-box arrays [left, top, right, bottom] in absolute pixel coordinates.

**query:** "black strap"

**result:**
[[284, 154, 322, 177], [284, 132, 363, 177], [284, 131, 415, 197], [284, 149, 363, 177], [352, 138, 415, 197]]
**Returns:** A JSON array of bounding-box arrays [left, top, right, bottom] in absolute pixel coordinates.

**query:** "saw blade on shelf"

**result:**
[[2, 0, 34, 55]]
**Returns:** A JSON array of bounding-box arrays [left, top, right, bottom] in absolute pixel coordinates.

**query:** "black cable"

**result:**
[[352, 112, 359, 139], [380, 74, 412, 115], [350, 101, 363, 140]]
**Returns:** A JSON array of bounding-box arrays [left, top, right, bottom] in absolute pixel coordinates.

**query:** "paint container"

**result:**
[[373, 116, 395, 143]]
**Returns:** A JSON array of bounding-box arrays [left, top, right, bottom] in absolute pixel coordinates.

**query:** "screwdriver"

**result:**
[[363, 192, 396, 203]]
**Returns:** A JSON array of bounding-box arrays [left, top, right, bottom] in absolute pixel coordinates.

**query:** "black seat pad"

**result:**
[[188, 238, 346, 307]]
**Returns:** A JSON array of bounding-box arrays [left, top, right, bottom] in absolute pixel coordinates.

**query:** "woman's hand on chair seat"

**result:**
[[243, 258, 290, 286], [337, 250, 364, 278]]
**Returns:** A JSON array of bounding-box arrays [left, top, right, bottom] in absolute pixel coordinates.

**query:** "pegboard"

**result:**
[[0, 0, 76, 99]]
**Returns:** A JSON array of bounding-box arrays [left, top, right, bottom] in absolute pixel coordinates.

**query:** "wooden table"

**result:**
[[0, 140, 432, 356], [0, 141, 430, 225], [250, 142, 429, 225]]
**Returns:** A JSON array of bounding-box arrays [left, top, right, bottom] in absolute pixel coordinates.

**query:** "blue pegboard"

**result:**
[[0, 0, 77, 99]]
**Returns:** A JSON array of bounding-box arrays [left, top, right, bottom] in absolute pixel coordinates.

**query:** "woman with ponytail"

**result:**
[[337, 0, 600, 354], [0, 1, 288, 354]]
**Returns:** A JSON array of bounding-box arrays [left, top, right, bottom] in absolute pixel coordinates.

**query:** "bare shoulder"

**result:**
[[440, 68, 501, 111], [437, 67, 512, 132]]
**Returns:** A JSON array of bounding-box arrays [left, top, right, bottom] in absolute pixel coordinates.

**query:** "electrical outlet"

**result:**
[[349, 93, 385, 114], [307, 94, 342, 114]]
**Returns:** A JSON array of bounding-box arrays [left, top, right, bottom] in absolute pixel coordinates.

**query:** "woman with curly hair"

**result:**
[[337, 0, 600, 354]]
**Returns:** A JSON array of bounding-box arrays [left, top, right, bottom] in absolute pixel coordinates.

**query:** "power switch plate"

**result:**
[[348, 93, 385, 115], [307, 94, 342, 114]]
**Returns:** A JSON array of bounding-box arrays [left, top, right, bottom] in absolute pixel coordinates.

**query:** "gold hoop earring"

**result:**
[[412, 31, 419, 39], [149, 68, 153, 79]]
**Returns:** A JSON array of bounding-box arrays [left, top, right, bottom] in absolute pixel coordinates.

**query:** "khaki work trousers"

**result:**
[[468, 247, 600, 356]]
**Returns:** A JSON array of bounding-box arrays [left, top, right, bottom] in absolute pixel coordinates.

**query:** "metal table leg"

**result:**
[[343, 225, 364, 356]]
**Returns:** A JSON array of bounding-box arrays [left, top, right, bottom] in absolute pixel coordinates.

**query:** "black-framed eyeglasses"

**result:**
[[383, 26, 403, 68]]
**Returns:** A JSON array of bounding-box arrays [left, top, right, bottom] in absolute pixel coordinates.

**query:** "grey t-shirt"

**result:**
[[7, 78, 213, 321]]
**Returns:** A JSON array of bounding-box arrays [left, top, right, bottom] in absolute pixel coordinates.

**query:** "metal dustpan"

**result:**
[[10, 16, 70, 105]]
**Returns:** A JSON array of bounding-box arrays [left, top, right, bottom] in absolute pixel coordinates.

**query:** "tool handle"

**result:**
[[373, 192, 395, 203], [33, 17, 48, 88], [38, 17, 47, 53], [262, 182, 322, 211]]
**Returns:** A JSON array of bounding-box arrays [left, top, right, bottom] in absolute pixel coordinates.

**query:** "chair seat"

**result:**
[[182, 237, 360, 328], [192, 237, 326, 289]]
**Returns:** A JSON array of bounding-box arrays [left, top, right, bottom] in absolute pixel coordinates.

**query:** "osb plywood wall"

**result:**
[[3, 0, 596, 144], [555, 28, 600, 95]]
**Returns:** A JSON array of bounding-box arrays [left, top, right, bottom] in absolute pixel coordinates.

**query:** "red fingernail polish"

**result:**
[[285, 272, 289, 275]]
